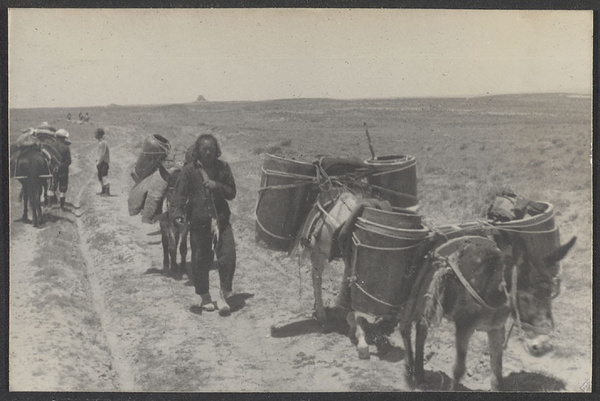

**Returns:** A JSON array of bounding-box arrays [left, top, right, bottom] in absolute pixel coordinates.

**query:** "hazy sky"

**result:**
[[8, 9, 593, 109]]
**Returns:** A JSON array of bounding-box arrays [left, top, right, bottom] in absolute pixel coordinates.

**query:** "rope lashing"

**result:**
[[369, 184, 418, 203], [491, 211, 556, 233], [350, 278, 404, 309], [367, 161, 417, 177], [315, 199, 346, 227], [261, 167, 317, 180], [254, 214, 295, 241], [254, 166, 320, 243], [424, 218, 557, 240], [13, 175, 53, 179], [315, 162, 333, 192], [441, 254, 497, 310], [257, 168, 318, 190], [493, 225, 559, 235], [257, 182, 314, 191], [351, 234, 429, 252]]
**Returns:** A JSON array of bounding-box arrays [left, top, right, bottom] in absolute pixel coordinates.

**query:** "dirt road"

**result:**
[[9, 95, 591, 392]]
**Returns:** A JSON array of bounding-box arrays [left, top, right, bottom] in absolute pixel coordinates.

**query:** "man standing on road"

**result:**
[[95, 128, 111, 196], [54, 129, 72, 209], [170, 134, 237, 316]]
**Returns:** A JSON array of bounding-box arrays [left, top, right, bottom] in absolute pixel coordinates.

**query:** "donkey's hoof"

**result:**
[[312, 309, 327, 323], [218, 304, 231, 317], [357, 346, 370, 360]]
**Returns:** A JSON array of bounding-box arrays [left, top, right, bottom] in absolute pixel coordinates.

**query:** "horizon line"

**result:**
[[9, 91, 591, 111]]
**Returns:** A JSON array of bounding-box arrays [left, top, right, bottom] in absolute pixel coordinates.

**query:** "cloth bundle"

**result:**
[[128, 170, 170, 224]]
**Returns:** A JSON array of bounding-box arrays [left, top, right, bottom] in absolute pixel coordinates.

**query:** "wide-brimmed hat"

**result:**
[[56, 129, 70, 138], [37, 122, 57, 132]]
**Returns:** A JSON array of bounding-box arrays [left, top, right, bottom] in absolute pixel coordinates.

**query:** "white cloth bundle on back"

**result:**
[[15, 130, 41, 149], [128, 170, 169, 223]]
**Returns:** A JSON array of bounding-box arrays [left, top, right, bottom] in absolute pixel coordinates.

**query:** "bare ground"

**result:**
[[9, 94, 592, 392]]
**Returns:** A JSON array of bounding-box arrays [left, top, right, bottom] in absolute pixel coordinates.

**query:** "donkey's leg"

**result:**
[[41, 179, 48, 206], [451, 323, 475, 390], [346, 312, 371, 360], [35, 183, 43, 226], [334, 255, 353, 310], [414, 319, 429, 385], [171, 230, 182, 280], [181, 226, 193, 282], [31, 183, 41, 227], [161, 228, 170, 272], [179, 225, 188, 273], [487, 327, 505, 391], [22, 184, 30, 222], [31, 193, 38, 227], [400, 322, 415, 380], [310, 247, 328, 322]]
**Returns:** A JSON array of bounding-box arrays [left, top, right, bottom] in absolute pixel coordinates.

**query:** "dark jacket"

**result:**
[[170, 159, 236, 222], [55, 138, 71, 168]]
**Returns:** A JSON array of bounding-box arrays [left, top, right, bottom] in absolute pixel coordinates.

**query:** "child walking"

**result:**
[[95, 128, 111, 195]]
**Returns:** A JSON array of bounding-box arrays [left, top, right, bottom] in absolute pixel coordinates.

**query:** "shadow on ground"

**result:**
[[228, 293, 254, 312], [188, 293, 254, 316], [415, 370, 471, 391], [42, 213, 75, 224], [502, 371, 565, 391]]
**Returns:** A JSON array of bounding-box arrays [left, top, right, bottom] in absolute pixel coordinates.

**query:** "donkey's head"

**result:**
[[158, 163, 182, 204], [507, 233, 576, 356]]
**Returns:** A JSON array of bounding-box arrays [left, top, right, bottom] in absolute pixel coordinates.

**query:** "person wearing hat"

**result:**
[[36, 121, 57, 134], [95, 128, 111, 195], [53, 129, 72, 209]]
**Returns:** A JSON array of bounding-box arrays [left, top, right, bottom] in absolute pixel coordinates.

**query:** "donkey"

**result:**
[[293, 188, 391, 322], [13, 147, 49, 227], [156, 164, 190, 280], [14, 129, 62, 206], [410, 234, 575, 390], [333, 198, 576, 390]]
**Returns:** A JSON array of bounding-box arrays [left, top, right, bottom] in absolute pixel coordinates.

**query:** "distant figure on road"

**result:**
[[84, 112, 90, 122], [95, 128, 111, 196], [67, 113, 71, 121], [54, 129, 72, 209], [170, 134, 237, 316], [79, 112, 83, 121]]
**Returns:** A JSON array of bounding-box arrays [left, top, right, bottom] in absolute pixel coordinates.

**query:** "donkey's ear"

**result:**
[[544, 236, 577, 267], [157, 163, 171, 182]]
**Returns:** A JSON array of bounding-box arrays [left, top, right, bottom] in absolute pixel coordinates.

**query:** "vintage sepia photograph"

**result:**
[[7, 8, 592, 392]]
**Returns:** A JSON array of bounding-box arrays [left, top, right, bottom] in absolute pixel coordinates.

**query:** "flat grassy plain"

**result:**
[[9, 93, 591, 391]]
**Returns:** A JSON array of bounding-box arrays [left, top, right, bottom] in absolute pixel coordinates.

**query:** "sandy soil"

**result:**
[[8, 94, 592, 392]]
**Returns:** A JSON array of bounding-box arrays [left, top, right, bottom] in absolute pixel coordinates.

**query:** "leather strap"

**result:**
[[435, 236, 500, 310]]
